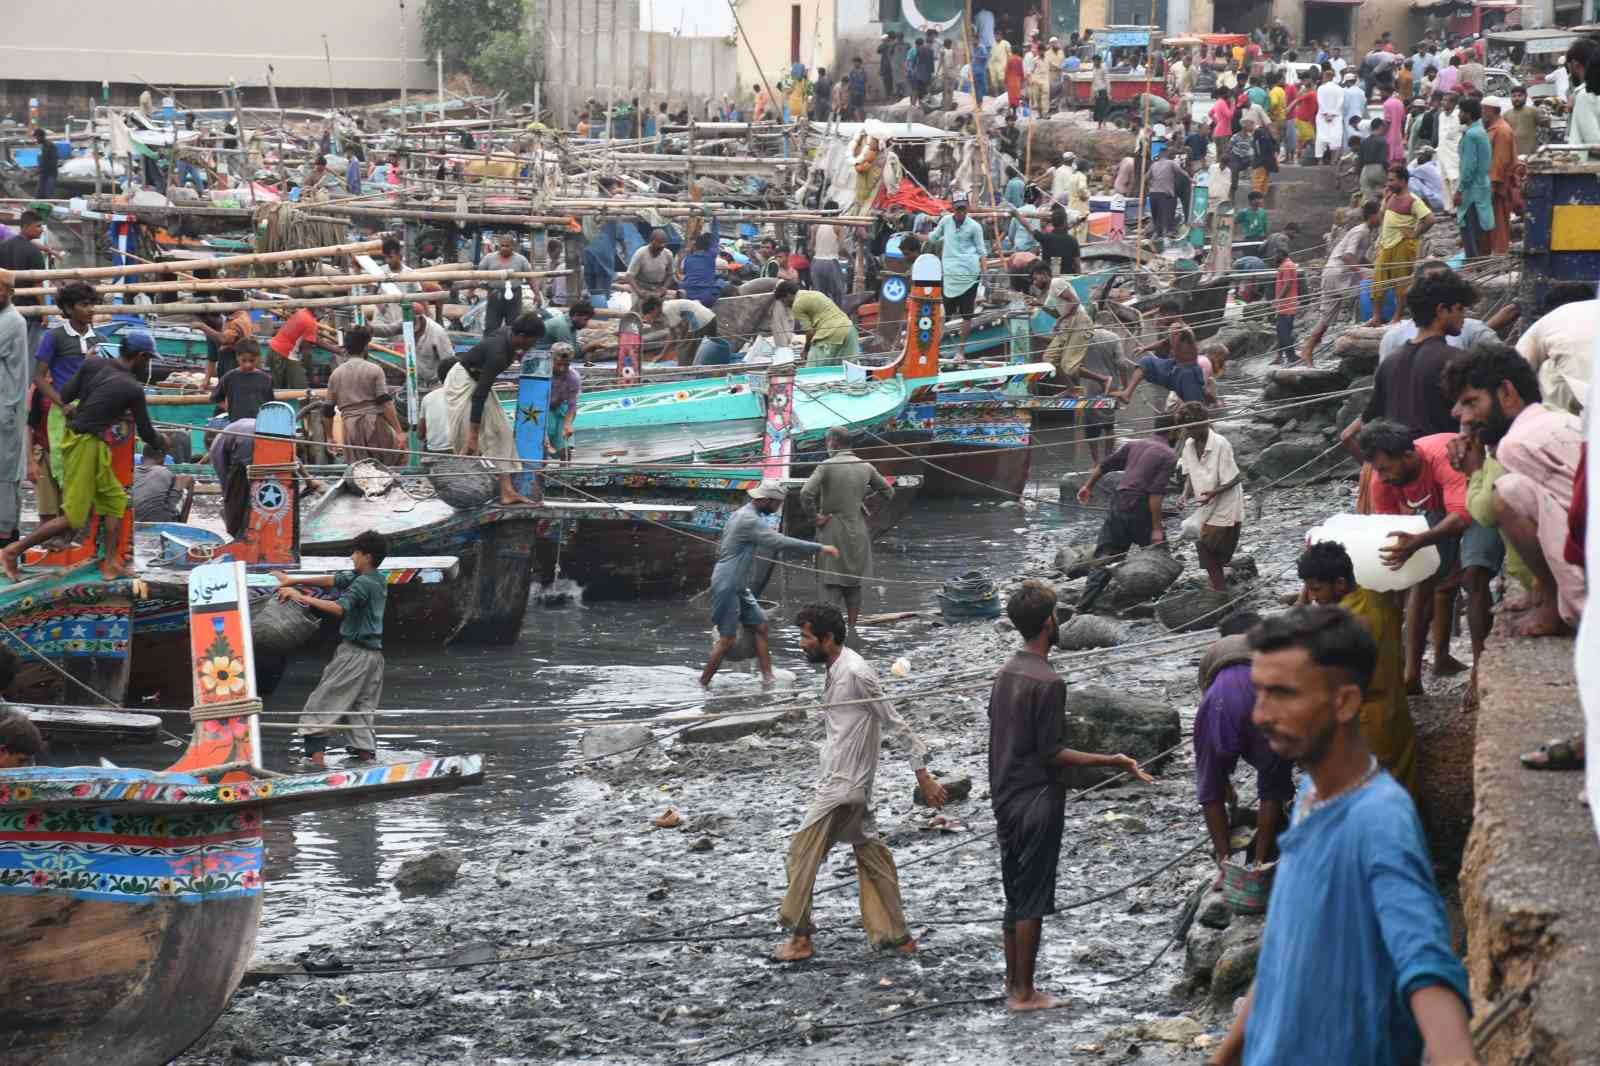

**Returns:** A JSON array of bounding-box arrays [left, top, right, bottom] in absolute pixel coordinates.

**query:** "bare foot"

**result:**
[[1405, 675, 1424, 696], [770, 936, 814, 963], [1007, 989, 1061, 1012], [1509, 603, 1573, 638], [1432, 653, 1468, 677], [1497, 590, 1537, 613], [0, 547, 19, 583], [1363, 318, 1385, 328], [896, 939, 918, 957], [500, 492, 538, 507], [305, 752, 327, 769], [98, 557, 131, 581]]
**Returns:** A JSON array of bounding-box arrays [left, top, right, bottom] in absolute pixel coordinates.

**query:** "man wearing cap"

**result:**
[[700, 482, 837, 688], [544, 342, 582, 461], [1315, 67, 1346, 164], [2, 329, 167, 582], [929, 193, 987, 358], [1342, 70, 1369, 144], [1482, 96, 1515, 254], [801, 426, 892, 631]]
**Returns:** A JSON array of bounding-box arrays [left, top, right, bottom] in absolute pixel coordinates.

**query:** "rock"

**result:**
[[1211, 319, 1277, 364], [1156, 587, 1241, 633], [1184, 922, 1228, 980], [1071, 937, 1122, 965], [680, 709, 788, 744], [1061, 470, 1123, 509], [1335, 374, 1373, 434], [1104, 545, 1183, 610], [1268, 363, 1350, 394], [1209, 915, 1266, 1008], [991, 617, 1016, 634], [1059, 687, 1182, 787], [1219, 419, 1282, 472], [689, 836, 715, 852], [1225, 554, 1259, 581], [1103, 811, 1148, 832], [914, 773, 973, 806], [1054, 542, 1102, 578], [579, 724, 652, 759], [646, 884, 670, 900], [1246, 440, 1356, 485], [392, 848, 463, 896], [1142, 1016, 1205, 1044], [1197, 889, 1234, 930], [1331, 325, 1385, 377], [1057, 613, 1124, 650], [1020, 117, 1138, 166]]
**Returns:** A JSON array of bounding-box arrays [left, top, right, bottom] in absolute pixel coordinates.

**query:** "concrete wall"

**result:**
[[545, 0, 742, 122], [734, 0, 841, 92], [0, 0, 432, 92]]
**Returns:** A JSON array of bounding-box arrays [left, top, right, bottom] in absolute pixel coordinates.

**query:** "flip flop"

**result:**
[[1520, 735, 1586, 771]]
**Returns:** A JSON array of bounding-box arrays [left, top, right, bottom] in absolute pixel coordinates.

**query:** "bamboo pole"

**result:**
[[12, 239, 385, 281], [1130, 0, 1156, 274], [11, 269, 558, 300], [19, 289, 450, 318]]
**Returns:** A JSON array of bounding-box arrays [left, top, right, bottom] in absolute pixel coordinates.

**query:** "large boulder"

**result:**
[[1054, 542, 1100, 578], [580, 724, 652, 758], [392, 848, 464, 896], [1334, 327, 1385, 380], [1209, 915, 1266, 1009], [1262, 366, 1350, 400], [1021, 117, 1138, 167], [1246, 439, 1357, 485], [1185, 922, 1229, 981], [1104, 545, 1183, 610], [1060, 470, 1123, 509], [1059, 687, 1182, 787], [1157, 586, 1243, 633], [1057, 613, 1124, 650], [1210, 319, 1277, 365]]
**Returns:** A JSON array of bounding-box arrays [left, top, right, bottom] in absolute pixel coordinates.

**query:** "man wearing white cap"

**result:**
[[700, 481, 837, 688], [1315, 67, 1346, 164], [1049, 151, 1076, 207], [1482, 96, 1515, 254]]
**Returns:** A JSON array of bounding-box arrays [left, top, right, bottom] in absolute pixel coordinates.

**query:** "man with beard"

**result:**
[[1444, 343, 1585, 640], [771, 602, 945, 963], [1207, 607, 1474, 1066], [988, 581, 1151, 1010]]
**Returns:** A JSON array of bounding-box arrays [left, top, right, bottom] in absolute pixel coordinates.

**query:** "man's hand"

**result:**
[[1197, 490, 1215, 506], [465, 428, 481, 457], [1380, 530, 1423, 569], [815, 514, 832, 528], [271, 571, 292, 587], [1448, 431, 1485, 477], [820, 545, 841, 558], [276, 586, 305, 604], [917, 769, 948, 808], [1076, 484, 1092, 505], [1111, 753, 1155, 783]]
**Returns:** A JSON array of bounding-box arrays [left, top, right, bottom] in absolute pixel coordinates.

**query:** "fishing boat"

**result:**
[[0, 560, 484, 1066], [0, 403, 460, 709]]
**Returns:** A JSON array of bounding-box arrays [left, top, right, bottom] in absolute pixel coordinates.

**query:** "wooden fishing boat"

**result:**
[[19, 704, 162, 745], [0, 560, 484, 1066], [0, 403, 460, 709]]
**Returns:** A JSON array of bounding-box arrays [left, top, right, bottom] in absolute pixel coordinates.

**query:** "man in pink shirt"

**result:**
[[1380, 80, 1406, 163], [1210, 88, 1235, 159]]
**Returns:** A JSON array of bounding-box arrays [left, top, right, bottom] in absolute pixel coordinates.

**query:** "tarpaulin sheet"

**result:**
[[875, 182, 952, 216]]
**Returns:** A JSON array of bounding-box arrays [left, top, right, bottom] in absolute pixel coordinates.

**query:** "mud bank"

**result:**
[[174, 474, 1369, 1066]]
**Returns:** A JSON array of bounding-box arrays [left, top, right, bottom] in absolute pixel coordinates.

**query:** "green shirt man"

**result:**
[[1237, 206, 1268, 241]]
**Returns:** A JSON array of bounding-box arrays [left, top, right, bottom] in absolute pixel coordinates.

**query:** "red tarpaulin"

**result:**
[[875, 182, 952, 216]]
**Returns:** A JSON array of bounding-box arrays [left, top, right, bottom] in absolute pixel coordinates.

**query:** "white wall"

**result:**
[[0, 0, 433, 90]]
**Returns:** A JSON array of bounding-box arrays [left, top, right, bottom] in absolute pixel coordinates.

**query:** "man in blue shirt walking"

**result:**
[[1207, 605, 1477, 1066]]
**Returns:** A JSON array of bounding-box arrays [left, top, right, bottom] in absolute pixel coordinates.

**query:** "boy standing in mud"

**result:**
[[988, 581, 1151, 1010]]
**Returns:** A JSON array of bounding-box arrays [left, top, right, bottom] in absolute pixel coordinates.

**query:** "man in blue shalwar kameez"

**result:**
[[1208, 605, 1477, 1066]]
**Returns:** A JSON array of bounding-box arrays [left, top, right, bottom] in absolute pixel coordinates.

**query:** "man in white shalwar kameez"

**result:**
[[772, 603, 947, 961], [0, 270, 29, 544]]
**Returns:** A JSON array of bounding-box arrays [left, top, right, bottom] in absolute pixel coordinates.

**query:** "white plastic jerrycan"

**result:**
[[1305, 513, 1441, 593]]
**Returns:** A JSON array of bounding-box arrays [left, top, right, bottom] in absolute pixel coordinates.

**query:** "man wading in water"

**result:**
[[988, 581, 1151, 1010], [772, 602, 945, 962], [700, 482, 836, 688]]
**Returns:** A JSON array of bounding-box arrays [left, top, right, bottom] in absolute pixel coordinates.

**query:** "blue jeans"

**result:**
[[583, 248, 614, 298], [1276, 314, 1295, 358]]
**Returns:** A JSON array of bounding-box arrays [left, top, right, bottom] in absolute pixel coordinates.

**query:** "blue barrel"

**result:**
[[1357, 277, 1396, 322]]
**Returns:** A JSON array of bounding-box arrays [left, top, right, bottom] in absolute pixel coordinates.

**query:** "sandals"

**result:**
[[1520, 734, 1586, 771]]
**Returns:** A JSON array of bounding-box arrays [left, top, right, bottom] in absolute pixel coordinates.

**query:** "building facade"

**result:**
[[0, 0, 433, 125]]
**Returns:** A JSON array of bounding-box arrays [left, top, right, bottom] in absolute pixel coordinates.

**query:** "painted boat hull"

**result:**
[[0, 807, 263, 1066], [860, 393, 1037, 498]]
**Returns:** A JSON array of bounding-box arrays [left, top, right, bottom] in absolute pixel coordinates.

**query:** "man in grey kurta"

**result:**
[[801, 427, 892, 629], [0, 271, 28, 542], [772, 602, 946, 962], [700, 482, 836, 688]]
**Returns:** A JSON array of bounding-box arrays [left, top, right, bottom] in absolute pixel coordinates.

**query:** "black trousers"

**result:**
[[1149, 191, 1177, 237]]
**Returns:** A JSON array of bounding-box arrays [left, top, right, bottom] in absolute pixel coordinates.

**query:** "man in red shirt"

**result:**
[[266, 306, 323, 391], [1359, 419, 1501, 692], [1481, 96, 1516, 255], [1272, 246, 1299, 365]]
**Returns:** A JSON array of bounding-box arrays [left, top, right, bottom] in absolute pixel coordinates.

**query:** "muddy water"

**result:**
[[94, 428, 1106, 959]]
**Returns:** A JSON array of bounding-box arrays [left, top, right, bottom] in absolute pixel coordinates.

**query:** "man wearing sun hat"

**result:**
[[700, 481, 838, 688]]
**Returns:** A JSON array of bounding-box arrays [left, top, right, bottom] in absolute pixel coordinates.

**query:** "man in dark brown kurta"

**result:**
[[988, 581, 1152, 1012]]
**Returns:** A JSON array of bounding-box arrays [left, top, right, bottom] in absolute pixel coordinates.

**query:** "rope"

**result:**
[[190, 698, 264, 722]]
